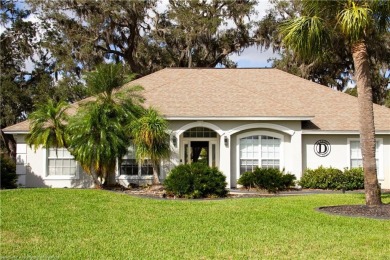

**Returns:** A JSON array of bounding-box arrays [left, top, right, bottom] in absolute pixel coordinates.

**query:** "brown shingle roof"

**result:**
[[3, 68, 390, 132]]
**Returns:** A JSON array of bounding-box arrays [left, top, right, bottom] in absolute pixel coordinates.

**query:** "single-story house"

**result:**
[[3, 68, 390, 189]]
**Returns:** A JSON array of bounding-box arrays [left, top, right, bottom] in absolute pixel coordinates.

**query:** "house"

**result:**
[[3, 68, 390, 189]]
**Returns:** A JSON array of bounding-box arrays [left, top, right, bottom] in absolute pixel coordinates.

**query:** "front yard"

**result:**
[[1, 189, 389, 259]]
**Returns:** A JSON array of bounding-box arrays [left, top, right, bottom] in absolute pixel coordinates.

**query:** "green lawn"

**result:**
[[1, 189, 389, 259]]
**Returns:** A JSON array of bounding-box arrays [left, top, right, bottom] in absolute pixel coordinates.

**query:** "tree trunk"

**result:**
[[152, 162, 160, 185], [351, 41, 382, 206], [90, 168, 103, 189], [103, 172, 117, 187], [1, 130, 16, 162]]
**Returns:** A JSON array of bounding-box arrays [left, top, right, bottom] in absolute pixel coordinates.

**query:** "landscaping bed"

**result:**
[[318, 204, 390, 220], [112, 185, 390, 219]]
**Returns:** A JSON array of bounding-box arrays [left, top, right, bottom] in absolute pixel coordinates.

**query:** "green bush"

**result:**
[[299, 166, 364, 191], [164, 163, 228, 198], [238, 167, 296, 193], [1, 155, 18, 189], [342, 167, 364, 190]]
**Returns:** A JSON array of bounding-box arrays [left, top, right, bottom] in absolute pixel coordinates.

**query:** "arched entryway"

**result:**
[[181, 127, 219, 167]]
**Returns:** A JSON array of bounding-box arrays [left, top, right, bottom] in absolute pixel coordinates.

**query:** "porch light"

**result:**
[[224, 136, 229, 147], [172, 135, 177, 148]]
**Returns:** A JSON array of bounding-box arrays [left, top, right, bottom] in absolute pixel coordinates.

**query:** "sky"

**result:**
[[230, 47, 280, 68]]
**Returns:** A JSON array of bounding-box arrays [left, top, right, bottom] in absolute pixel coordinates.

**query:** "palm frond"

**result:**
[[26, 99, 69, 151], [280, 15, 329, 61], [130, 108, 170, 164], [337, 1, 372, 42]]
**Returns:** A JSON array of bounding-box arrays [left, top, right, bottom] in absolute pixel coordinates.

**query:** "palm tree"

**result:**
[[67, 63, 144, 188], [130, 108, 170, 185], [26, 99, 69, 151], [280, 0, 389, 205]]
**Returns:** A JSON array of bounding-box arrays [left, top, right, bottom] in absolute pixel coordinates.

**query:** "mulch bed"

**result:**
[[317, 204, 390, 220], [108, 185, 390, 219]]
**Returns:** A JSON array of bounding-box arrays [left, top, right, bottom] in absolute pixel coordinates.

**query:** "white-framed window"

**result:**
[[348, 138, 383, 180], [120, 143, 153, 177], [237, 131, 283, 175], [47, 148, 78, 177]]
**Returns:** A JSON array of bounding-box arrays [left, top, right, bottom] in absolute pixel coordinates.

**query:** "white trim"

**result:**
[[166, 116, 314, 121], [347, 138, 384, 180], [303, 130, 390, 135], [180, 138, 220, 167], [236, 130, 285, 179], [227, 123, 295, 136], [117, 175, 154, 180], [44, 147, 80, 180], [176, 121, 224, 136], [3, 131, 29, 134]]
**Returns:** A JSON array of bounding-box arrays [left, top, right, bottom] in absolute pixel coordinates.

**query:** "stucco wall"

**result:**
[[165, 120, 303, 188], [302, 134, 390, 189], [12, 124, 390, 190], [13, 134, 94, 188], [118, 120, 303, 188]]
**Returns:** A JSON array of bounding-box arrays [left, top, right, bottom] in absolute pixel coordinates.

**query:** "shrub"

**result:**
[[164, 163, 228, 198], [342, 167, 364, 190], [1, 155, 18, 189], [299, 166, 364, 191], [237, 171, 256, 189], [238, 167, 296, 193], [299, 166, 342, 189], [281, 173, 297, 189]]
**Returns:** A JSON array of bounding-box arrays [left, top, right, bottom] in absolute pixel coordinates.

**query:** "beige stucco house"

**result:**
[[4, 68, 390, 189]]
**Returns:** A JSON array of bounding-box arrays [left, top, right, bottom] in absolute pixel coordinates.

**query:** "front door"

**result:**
[[191, 141, 209, 165], [182, 139, 218, 167]]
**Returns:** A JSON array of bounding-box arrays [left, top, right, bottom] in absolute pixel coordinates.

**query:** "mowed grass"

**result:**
[[1, 189, 389, 259]]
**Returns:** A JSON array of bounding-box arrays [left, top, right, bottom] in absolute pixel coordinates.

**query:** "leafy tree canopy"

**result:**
[[27, 0, 258, 75], [0, 0, 87, 157], [254, 0, 389, 106]]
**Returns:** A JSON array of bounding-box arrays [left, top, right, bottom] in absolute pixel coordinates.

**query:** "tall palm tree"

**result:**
[[130, 108, 170, 185], [26, 99, 69, 151], [67, 63, 144, 188], [280, 0, 389, 205]]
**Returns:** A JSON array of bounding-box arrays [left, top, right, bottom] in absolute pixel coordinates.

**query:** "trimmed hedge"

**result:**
[[1, 155, 18, 189], [299, 166, 364, 191], [238, 167, 296, 193], [164, 163, 228, 198]]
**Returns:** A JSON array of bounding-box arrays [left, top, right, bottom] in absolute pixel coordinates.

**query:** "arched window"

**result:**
[[239, 135, 281, 175], [183, 127, 217, 138]]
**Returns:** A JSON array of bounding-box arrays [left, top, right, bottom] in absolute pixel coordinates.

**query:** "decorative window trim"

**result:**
[[347, 138, 384, 180], [228, 123, 294, 136], [236, 130, 284, 177], [176, 121, 224, 136], [44, 148, 79, 180]]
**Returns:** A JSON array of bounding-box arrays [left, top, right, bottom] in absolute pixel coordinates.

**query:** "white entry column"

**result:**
[[219, 134, 231, 188]]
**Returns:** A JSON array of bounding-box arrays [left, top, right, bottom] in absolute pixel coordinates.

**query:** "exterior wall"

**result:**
[[166, 120, 303, 188], [13, 134, 94, 188], [13, 125, 390, 190], [302, 134, 390, 189], [14, 120, 305, 188]]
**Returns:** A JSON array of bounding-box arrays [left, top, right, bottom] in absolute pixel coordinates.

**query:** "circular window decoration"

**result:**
[[314, 140, 331, 157]]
